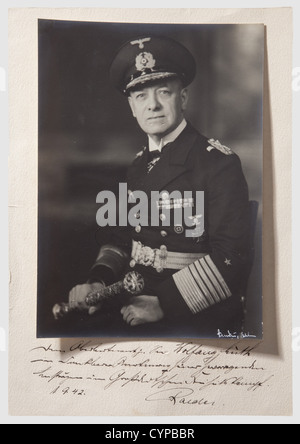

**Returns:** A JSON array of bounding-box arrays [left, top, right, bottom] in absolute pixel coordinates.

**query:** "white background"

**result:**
[[1, 0, 299, 424]]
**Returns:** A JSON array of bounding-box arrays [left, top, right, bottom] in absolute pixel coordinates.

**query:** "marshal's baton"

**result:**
[[52, 271, 144, 320]]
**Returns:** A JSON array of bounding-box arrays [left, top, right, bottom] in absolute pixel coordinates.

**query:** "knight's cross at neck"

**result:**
[[148, 119, 188, 152]]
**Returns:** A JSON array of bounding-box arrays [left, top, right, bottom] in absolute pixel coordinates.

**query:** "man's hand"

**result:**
[[121, 295, 164, 327], [68, 282, 105, 315]]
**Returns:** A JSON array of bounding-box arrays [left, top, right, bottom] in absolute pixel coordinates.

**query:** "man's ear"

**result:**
[[181, 88, 189, 111], [128, 97, 136, 118]]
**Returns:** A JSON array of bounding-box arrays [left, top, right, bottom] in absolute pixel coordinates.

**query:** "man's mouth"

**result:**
[[147, 116, 165, 121]]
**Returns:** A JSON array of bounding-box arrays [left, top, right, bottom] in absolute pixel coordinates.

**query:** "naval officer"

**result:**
[[68, 36, 251, 337]]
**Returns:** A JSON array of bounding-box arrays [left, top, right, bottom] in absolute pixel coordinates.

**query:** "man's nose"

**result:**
[[147, 92, 161, 111]]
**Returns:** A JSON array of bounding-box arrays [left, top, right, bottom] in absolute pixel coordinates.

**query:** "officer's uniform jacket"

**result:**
[[89, 122, 250, 334]]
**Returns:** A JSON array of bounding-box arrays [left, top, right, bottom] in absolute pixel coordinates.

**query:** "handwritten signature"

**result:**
[[217, 330, 257, 339], [145, 388, 215, 407]]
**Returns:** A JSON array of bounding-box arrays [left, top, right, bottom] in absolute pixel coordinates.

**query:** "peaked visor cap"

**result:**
[[110, 36, 197, 94]]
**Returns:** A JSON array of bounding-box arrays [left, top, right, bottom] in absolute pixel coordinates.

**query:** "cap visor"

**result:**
[[125, 72, 178, 92]]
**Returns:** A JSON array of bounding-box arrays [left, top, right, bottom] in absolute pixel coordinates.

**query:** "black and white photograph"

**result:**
[[37, 20, 264, 339]]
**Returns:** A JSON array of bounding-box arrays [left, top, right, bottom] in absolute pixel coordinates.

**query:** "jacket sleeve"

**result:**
[[88, 227, 131, 285], [88, 157, 141, 286], [156, 152, 250, 317]]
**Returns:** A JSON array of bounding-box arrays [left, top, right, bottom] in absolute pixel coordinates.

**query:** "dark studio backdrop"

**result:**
[[38, 20, 264, 337]]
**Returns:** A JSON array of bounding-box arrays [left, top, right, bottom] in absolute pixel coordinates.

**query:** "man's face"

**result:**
[[128, 79, 188, 140]]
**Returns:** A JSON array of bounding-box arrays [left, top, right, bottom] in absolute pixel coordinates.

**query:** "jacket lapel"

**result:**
[[127, 147, 148, 191], [142, 123, 199, 194], [127, 123, 200, 194]]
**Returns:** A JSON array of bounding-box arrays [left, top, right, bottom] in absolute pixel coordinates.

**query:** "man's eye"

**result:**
[[159, 89, 171, 96], [135, 93, 146, 100]]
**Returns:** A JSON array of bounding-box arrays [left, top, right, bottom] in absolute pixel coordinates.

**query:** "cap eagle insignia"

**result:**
[[130, 38, 151, 49]]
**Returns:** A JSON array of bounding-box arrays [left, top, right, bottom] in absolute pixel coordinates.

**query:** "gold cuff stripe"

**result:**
[[177, 268, 208, 312], [173, 268, 207, 314], [172, 255, 232, 314], [205, 256, 232, 300], [191, 262, 220, 305], [185, 269, 211, 311], [188, 264, 216, 306], [196, 258, 225, 302]]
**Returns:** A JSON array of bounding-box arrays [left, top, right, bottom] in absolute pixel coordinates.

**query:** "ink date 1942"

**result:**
[[50, 386, 86, 396]]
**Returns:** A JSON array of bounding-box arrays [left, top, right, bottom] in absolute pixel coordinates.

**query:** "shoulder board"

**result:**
[[135, 147, 147, 159], [206, 139, 235, 156]]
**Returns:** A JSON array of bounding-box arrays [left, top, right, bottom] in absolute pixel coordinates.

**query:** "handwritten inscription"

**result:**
[[29, 341, 273, 409]]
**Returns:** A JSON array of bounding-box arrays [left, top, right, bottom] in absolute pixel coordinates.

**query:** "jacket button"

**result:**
[[135, 225, 142, 234], [174, 225, 184, 234], [160, 230, 168, 237]]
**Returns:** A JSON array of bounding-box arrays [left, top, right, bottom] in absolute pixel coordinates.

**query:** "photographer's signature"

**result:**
[[217, 329, 257, 339]]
